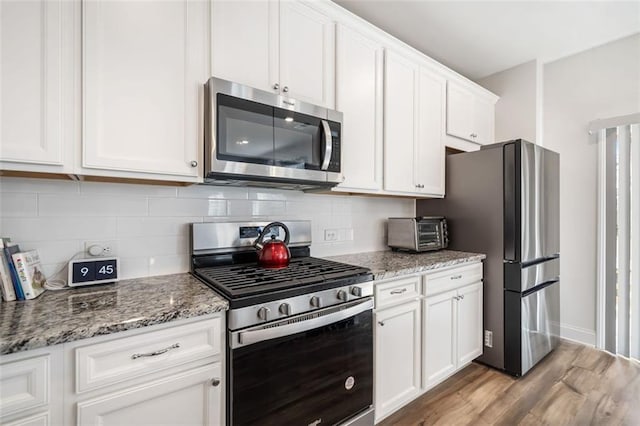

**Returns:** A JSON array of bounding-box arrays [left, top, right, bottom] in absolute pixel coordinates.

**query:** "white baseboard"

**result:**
[[559, 323, 596, 346]]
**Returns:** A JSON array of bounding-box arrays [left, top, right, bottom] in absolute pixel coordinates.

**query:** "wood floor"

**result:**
[[379, 340, 640, 425]]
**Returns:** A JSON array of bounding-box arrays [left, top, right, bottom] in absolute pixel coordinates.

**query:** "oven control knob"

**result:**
[[310, 296, 322, 308], [350, 287, 363, 297], [279, 303, 291, 315], [337, 290, 348, 301], [257, 307, 270, 321]]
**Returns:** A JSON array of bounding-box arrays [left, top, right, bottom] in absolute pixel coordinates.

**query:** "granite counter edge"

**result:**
[[372, 254, 486, 280], [1, 300, 229, 356]]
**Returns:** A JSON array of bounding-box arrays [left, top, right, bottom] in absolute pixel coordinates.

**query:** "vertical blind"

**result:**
[[596, 117, 639, 361]]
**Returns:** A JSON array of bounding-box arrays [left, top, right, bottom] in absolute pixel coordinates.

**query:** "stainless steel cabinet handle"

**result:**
[[211, 378, 221, 387], [451, 275, 463, 280], [273, 83, 279, 90], [378, 321, 385, 326], [390, 288, 407, 295], [190, 160, 198, 167], [283, 86, 289, 93], [131, 343, 180, 359]]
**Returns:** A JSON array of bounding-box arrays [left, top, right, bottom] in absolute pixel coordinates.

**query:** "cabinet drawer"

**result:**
[[424, 263, 483, 296], [75, 317, 221, 394], [0, 355, 49, 419], [375, 276, 421, 309]]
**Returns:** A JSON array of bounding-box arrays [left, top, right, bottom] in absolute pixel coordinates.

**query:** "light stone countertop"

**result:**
[[0, 273, 227, 355], [325, 249, 486, 281]]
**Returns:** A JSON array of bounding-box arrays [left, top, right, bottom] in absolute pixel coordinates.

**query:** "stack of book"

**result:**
[[0, 237, 47, 302]]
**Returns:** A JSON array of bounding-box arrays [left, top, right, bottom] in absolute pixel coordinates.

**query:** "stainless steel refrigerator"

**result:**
[[417, 139, 560, 376]]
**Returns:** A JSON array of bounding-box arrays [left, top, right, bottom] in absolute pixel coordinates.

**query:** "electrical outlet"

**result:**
[[84, 240, 117, 257], [484, 330, 493, 348], [324, 229, 339, 241]]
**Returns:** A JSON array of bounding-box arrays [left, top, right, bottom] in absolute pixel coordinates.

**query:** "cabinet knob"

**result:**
[[378, 321, 385, 326], [273, 83, 280, 90], [283, 86, 289, 93], [460, 294, 465, 300], [211, 378, 221, 387], [190, 160, 198, 167]]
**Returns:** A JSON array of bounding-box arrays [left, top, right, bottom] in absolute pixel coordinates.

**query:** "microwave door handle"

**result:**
[[320, 120, 332, 170]]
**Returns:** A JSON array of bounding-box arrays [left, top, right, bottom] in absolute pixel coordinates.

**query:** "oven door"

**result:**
[[229, 298, 374, 426]]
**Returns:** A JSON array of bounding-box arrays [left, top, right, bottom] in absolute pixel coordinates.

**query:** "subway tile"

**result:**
[[117, 235, 189, 258], [0, 193, 38, 217], [177, 185, 248, 200], [117, 217, 202, 237], [0, 217, 117, 241], [148, 254, 190, 276], [38, 194, 148, 217], [227, 200, 286, 217], [119, 256, 150, 280], [80, 181, 178, 197], [248, 188, 304, 201], [148, 197, 227, 217], [0, 177, 80, 194]]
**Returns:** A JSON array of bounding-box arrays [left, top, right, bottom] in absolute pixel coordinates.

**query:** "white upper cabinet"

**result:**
[[384, 50, 445, 197], [211, 0, 335, 108], [415, 67, 446, 196], [333, 24, 383, 192], [0, 0, 75, 173], [446, 80, 496, 145], [383, 50, 417, 194], [211, 0, 278, 93], [82, 0, 207, 181], [279, 1, 334, 107]]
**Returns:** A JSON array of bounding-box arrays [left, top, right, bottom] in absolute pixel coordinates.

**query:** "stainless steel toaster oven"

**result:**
[[387, 217, 448, 252]]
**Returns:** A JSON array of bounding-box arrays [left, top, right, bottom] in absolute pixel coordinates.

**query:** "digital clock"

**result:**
[[68, 257, 120, 287]]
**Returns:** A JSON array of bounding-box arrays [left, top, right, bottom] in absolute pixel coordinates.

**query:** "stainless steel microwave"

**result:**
[[388, 217, 449, 252], [204, 77, 343, 190]]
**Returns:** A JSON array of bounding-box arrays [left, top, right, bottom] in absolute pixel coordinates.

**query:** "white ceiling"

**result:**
[[333, 0, 640, 80]]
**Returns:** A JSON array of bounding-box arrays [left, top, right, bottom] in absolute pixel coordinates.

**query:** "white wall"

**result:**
[[544, 33, 640, 345], [477, 59, 540, 143], [0, 177, 414, 280]]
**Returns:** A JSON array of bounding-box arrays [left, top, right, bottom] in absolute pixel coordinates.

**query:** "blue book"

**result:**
[[4, 245, 25, 301]]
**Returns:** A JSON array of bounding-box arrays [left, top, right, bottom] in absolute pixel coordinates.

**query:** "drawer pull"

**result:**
[[131, 343, 180, 360], [390, 288, 408, 295], [451, 275, 463, 280]]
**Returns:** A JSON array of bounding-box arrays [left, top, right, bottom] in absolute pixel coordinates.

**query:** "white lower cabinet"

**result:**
[[0, 315, 224, 426], [423, 282, 483, 391], [374, 300, 421, 423], [373, 263, 484, 423], [76, 363, 222, 426]]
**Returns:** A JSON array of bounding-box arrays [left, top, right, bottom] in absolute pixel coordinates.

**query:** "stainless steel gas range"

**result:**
[[190, 221, 375, 426]]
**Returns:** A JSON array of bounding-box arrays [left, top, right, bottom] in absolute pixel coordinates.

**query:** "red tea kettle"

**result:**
[[253, 222, 291, 269]]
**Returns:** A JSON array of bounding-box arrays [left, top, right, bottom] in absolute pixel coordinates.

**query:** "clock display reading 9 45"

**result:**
[[69, 257, 119, 287]]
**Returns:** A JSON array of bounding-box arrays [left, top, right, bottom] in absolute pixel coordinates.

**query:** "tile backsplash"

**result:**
[[0, 177, 414, 280]]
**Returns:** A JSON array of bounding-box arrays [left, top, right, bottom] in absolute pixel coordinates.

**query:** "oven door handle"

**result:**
[[231, 298, 373, 349]]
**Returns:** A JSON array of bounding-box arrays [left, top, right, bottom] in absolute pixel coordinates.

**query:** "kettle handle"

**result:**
[[254, 222, 290, 249]]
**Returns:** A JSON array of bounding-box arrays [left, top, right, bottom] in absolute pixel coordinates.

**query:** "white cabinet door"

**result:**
[[456, 282, 484, 366], [374, 300, 421, 422], [211, 0, 278, 93], [82, 0, 206, 180], [334, 24, 383, 192], [383, 50, 417, 194], [415, 67, 446, 197], [0, 0, 74, 172], [474, 97, 495, 145], [446, 81, 475, 143], [423, 290, 457, 390], [77, 363, 222, 426], [279, 1, 334, 108]]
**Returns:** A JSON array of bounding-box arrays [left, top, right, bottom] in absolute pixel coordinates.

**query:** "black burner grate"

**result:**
[[194, 257, 370, 299]]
